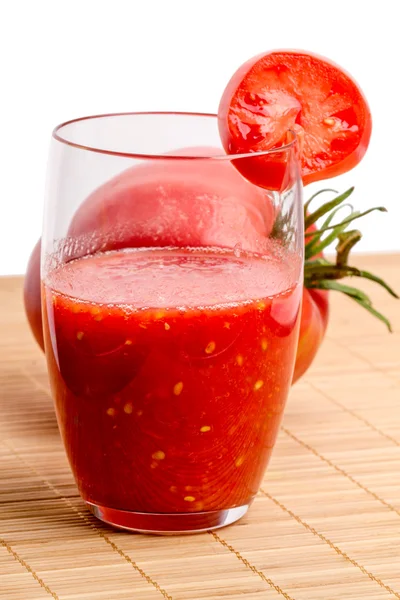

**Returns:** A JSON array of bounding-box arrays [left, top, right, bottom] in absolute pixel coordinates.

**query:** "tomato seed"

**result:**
[[152, 450, 166, 460], [205, 341, 216, 354], [173, 381, 183, 396]]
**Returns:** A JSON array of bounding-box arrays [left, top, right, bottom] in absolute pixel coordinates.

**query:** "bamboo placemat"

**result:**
[[1, 253, 400, 600]]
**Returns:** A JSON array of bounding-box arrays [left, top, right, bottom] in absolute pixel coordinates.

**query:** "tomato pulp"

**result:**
[[43, 245, 301, 532]]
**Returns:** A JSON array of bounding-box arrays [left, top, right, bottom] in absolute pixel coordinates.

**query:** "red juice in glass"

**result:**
[[41, 112, 303, 533], [43, 244, 301, 531]]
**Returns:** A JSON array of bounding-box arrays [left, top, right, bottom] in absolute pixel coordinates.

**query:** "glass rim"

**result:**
[[52, 111, 297, 160]]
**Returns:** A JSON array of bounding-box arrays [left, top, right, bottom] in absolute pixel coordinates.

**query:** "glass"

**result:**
[[41, 112, 303, 534]]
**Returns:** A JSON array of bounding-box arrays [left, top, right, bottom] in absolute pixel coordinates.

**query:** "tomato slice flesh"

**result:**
[[218, 51, 372, 188]]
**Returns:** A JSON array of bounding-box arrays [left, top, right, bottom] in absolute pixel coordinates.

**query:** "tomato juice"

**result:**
[[43, 245, 301, 531]]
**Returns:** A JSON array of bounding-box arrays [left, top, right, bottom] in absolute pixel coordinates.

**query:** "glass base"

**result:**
[[86, 501, 249, 534]]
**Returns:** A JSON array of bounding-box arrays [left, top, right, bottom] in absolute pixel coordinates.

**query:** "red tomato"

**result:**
[[218, 50, 372, 189], [23, 239, 43, 350], [292, 287, 329, 383], [292, 221, 329, 383], [67, 147, 275, 260], [24, 148, 275, 351]]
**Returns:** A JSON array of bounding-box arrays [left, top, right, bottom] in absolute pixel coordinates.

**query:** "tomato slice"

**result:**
[[218, 50, 372, 189]]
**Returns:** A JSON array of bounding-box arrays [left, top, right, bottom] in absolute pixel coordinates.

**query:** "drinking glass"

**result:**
[[41, 112, 303, 533]]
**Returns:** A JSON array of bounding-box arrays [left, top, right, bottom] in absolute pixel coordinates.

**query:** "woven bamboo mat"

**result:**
[[1, 253, 400, 600]]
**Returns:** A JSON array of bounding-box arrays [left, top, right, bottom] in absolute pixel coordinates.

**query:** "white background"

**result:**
[[1, 0, 399, 275]]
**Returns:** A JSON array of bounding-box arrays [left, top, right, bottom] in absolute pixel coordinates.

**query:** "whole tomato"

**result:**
[[66, 147, 274, 261], [293, 287, 329, 383], [23, 239, 43, 350], [292, 221, 328, 384], [24, 147, 275, 346]]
